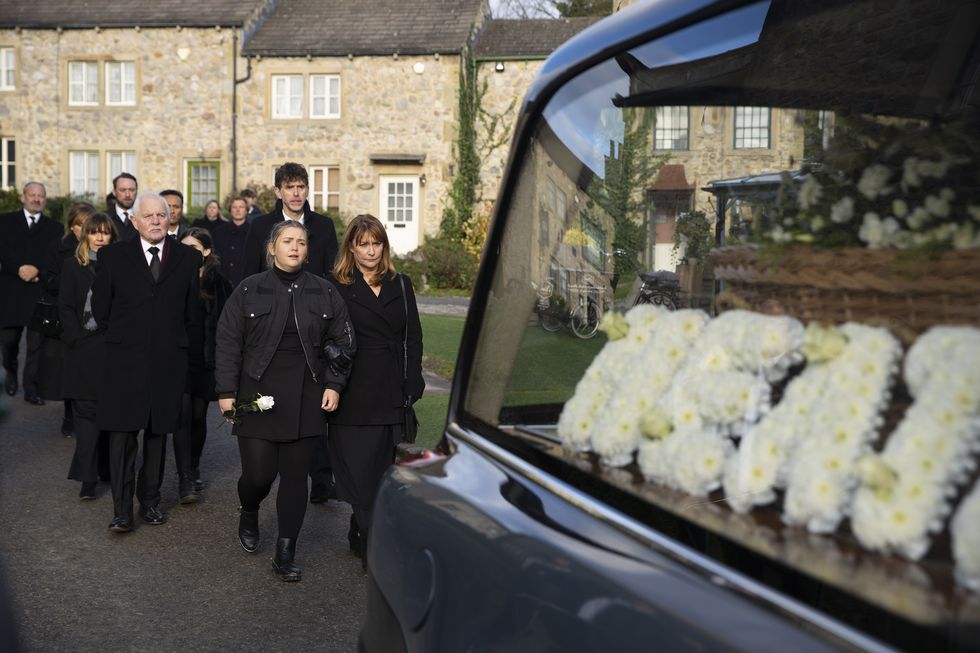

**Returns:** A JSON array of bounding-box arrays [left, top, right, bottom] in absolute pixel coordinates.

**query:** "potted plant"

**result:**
[[672, 209, 714, 295]]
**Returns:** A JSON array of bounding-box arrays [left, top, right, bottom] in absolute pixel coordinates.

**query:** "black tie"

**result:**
[[148, 246, 160, 281], [28, 215, 37, 229]]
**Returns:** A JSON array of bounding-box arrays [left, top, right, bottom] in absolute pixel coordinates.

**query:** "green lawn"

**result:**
[[415, 313, 604, 445]]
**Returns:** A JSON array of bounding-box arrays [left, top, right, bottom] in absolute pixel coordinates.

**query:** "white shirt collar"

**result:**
[[117, 205, 132, 221], [23, 208, 39, 223]]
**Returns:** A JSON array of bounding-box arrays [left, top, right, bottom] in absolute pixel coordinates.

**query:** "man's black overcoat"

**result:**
[[91, 237, 202, 432], [241, 200, 338, 279], [0, 210, 62, 327]]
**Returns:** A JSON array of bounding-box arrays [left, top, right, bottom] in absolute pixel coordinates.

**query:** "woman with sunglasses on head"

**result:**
[[59, 212, 118, 499]]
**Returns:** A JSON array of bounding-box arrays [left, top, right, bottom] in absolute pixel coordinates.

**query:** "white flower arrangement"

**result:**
[[637, 311, 803, 496], [780, 324, 901, 532], [588, 308, 708, 466], [851, 326, 980, 560], [952, 480, 980, 593]]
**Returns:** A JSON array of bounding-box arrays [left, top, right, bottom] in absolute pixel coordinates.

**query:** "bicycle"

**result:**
[[632, 270, 679, 310], [534, 275, 603, 339]]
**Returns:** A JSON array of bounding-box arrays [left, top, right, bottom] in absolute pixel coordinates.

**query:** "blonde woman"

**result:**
[[58, 213, 118, 499], [215, 220, 355, 581]]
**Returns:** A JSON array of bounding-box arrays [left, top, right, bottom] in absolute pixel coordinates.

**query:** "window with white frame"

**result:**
[[0, 48, 14, 90], [0, 137, 14, 189], [68, 61, 99, 106], [654, 106, 690, 150], [309, 165, 340, 211], [107, 151, 137, 189], [272, 75, 303, 119], [733, 106, 771, 148], [309, 74, 340, 119], [105, 61, 136, 106], [69, 151, 100, 197]]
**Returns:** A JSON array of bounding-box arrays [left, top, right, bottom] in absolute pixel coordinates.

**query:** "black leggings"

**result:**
[[237, 436, 319, 540], [174, 394, 210, 475]]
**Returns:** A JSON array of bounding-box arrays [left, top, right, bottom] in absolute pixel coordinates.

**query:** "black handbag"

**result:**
[[28, 298, 61, 337], [399, 274, 419, 444]]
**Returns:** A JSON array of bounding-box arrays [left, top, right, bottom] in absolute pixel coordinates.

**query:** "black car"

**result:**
[[362, 1, 980, 651]]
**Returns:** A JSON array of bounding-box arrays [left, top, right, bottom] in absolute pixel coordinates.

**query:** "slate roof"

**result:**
[[0, 0, 267, 28], [241, 0, 485, 56], [473, 18, 601, 59]]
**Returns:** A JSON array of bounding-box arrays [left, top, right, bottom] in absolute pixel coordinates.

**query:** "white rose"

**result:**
[[858, 212, 885, 247], [953, 223, 976, 251], [906, 206, 929, 230], [257, 395, 275, 411], [830, 196, 854, 223], [891, 199, 909, 217]]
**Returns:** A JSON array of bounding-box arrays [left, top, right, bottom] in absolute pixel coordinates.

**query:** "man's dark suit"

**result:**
[[241, 200, 338, 279], [0, 210, 63, 395], [108, 205, 138, 242], [240, 199, 339, 500], [92, 237, 202, 522]]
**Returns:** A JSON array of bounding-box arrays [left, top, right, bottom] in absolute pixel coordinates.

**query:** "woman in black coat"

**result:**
[[327, 214, 424, 569], [172, 227, 232, 502], [215, 220, 355, 582], [58, 212, 118, 499], [40, 202, 96, 434]]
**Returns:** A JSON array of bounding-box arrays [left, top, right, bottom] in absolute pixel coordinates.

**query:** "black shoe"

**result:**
[[79, 482, 97, 500], [3, 374, 15, 396], [191, 469, 205, 492], [348, 514, 363, 558], [61, 418, 74, 438], [139, 505, 167, 525], [24, 394, 44, 406], [272, 538, 301, 582], [309, 482, 336, 504], [108, 515, 132, 533], [238, 508, 259, 553], [178, 478, 199, 505]]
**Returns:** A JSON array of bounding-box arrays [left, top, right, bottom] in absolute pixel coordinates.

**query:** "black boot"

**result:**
[[272, 538, 301, 582], [348, 513, 362, 557], [179, 476, 199, 504], [360, 530, 369, 572], [238, 508, 259, 553]]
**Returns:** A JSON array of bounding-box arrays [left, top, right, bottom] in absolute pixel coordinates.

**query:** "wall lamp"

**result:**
[[494, 61, 505, 73], [419, 173, 427, 186]]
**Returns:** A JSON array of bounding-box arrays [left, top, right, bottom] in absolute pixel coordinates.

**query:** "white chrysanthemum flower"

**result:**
[[830, 196, 855, 223], [892, 199, 909, 218], [952, 480, 980, 592], [857, 164, 892, 200], [797, 174, 823, 210], [924, 194, 951, 218]]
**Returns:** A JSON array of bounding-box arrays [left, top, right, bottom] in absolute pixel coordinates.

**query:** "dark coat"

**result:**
[[42, 234, 78, 297], [212, 220, 250, 289], [58, 256, 103, 401], [0, 210, 63, 327], [108, 208, 139, 242], [214, 269, 355, 399], [91, 237, 203, 432], [190, 216, 225, 236], [241, 200, 338, 280], [328, 271, 424, 426], [186, 266, 233, 400]]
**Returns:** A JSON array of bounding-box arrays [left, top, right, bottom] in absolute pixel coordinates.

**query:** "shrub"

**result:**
[[422, 237, 479, 289]]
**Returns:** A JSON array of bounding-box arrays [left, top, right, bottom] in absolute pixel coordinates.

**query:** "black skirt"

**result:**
[[329, 423, 397, 508], [233, 348, 325, 442]]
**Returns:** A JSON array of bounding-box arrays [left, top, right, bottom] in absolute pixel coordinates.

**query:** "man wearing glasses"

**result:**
[[92, 192, 203, 533]]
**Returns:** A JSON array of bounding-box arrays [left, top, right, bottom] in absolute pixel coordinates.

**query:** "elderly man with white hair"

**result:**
[[91, 191, 203, 533]]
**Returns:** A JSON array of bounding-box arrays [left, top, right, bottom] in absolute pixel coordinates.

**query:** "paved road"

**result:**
[[0, 372, 366, 652], [416, 295, 469, 317]]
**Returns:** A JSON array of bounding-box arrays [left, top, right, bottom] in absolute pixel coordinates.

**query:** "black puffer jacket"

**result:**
[[214, 269, 355, 399]]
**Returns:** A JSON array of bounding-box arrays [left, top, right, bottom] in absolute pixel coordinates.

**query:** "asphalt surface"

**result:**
[[0, 370, 367, 652]]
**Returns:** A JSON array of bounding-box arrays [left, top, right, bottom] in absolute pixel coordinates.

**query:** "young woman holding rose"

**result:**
[[215, 220, 355, 581]]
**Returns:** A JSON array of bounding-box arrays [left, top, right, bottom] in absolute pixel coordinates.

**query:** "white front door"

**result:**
[[379, 175, 420, 255]]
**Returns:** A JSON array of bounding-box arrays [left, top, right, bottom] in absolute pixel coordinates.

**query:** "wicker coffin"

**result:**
[[710, 245, 980, 341]]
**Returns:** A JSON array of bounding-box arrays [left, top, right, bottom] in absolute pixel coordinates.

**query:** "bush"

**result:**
[[421, 238, 479, 290]]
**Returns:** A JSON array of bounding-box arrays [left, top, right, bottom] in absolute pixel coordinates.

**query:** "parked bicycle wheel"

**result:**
[[570, 300, 600, 339], [539, 310, 563, 332], [634, 290, 676, 310]]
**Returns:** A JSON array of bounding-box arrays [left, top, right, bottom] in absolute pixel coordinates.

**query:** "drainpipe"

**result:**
[[231, 30, 252, 193]]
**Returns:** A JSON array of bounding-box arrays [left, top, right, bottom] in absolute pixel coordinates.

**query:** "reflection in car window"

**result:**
[[464, 0, 980, 648]]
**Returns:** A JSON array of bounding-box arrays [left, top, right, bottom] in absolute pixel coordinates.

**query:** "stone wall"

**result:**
[[475, 58, 542, 205], [0, 26, 237, 204]]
